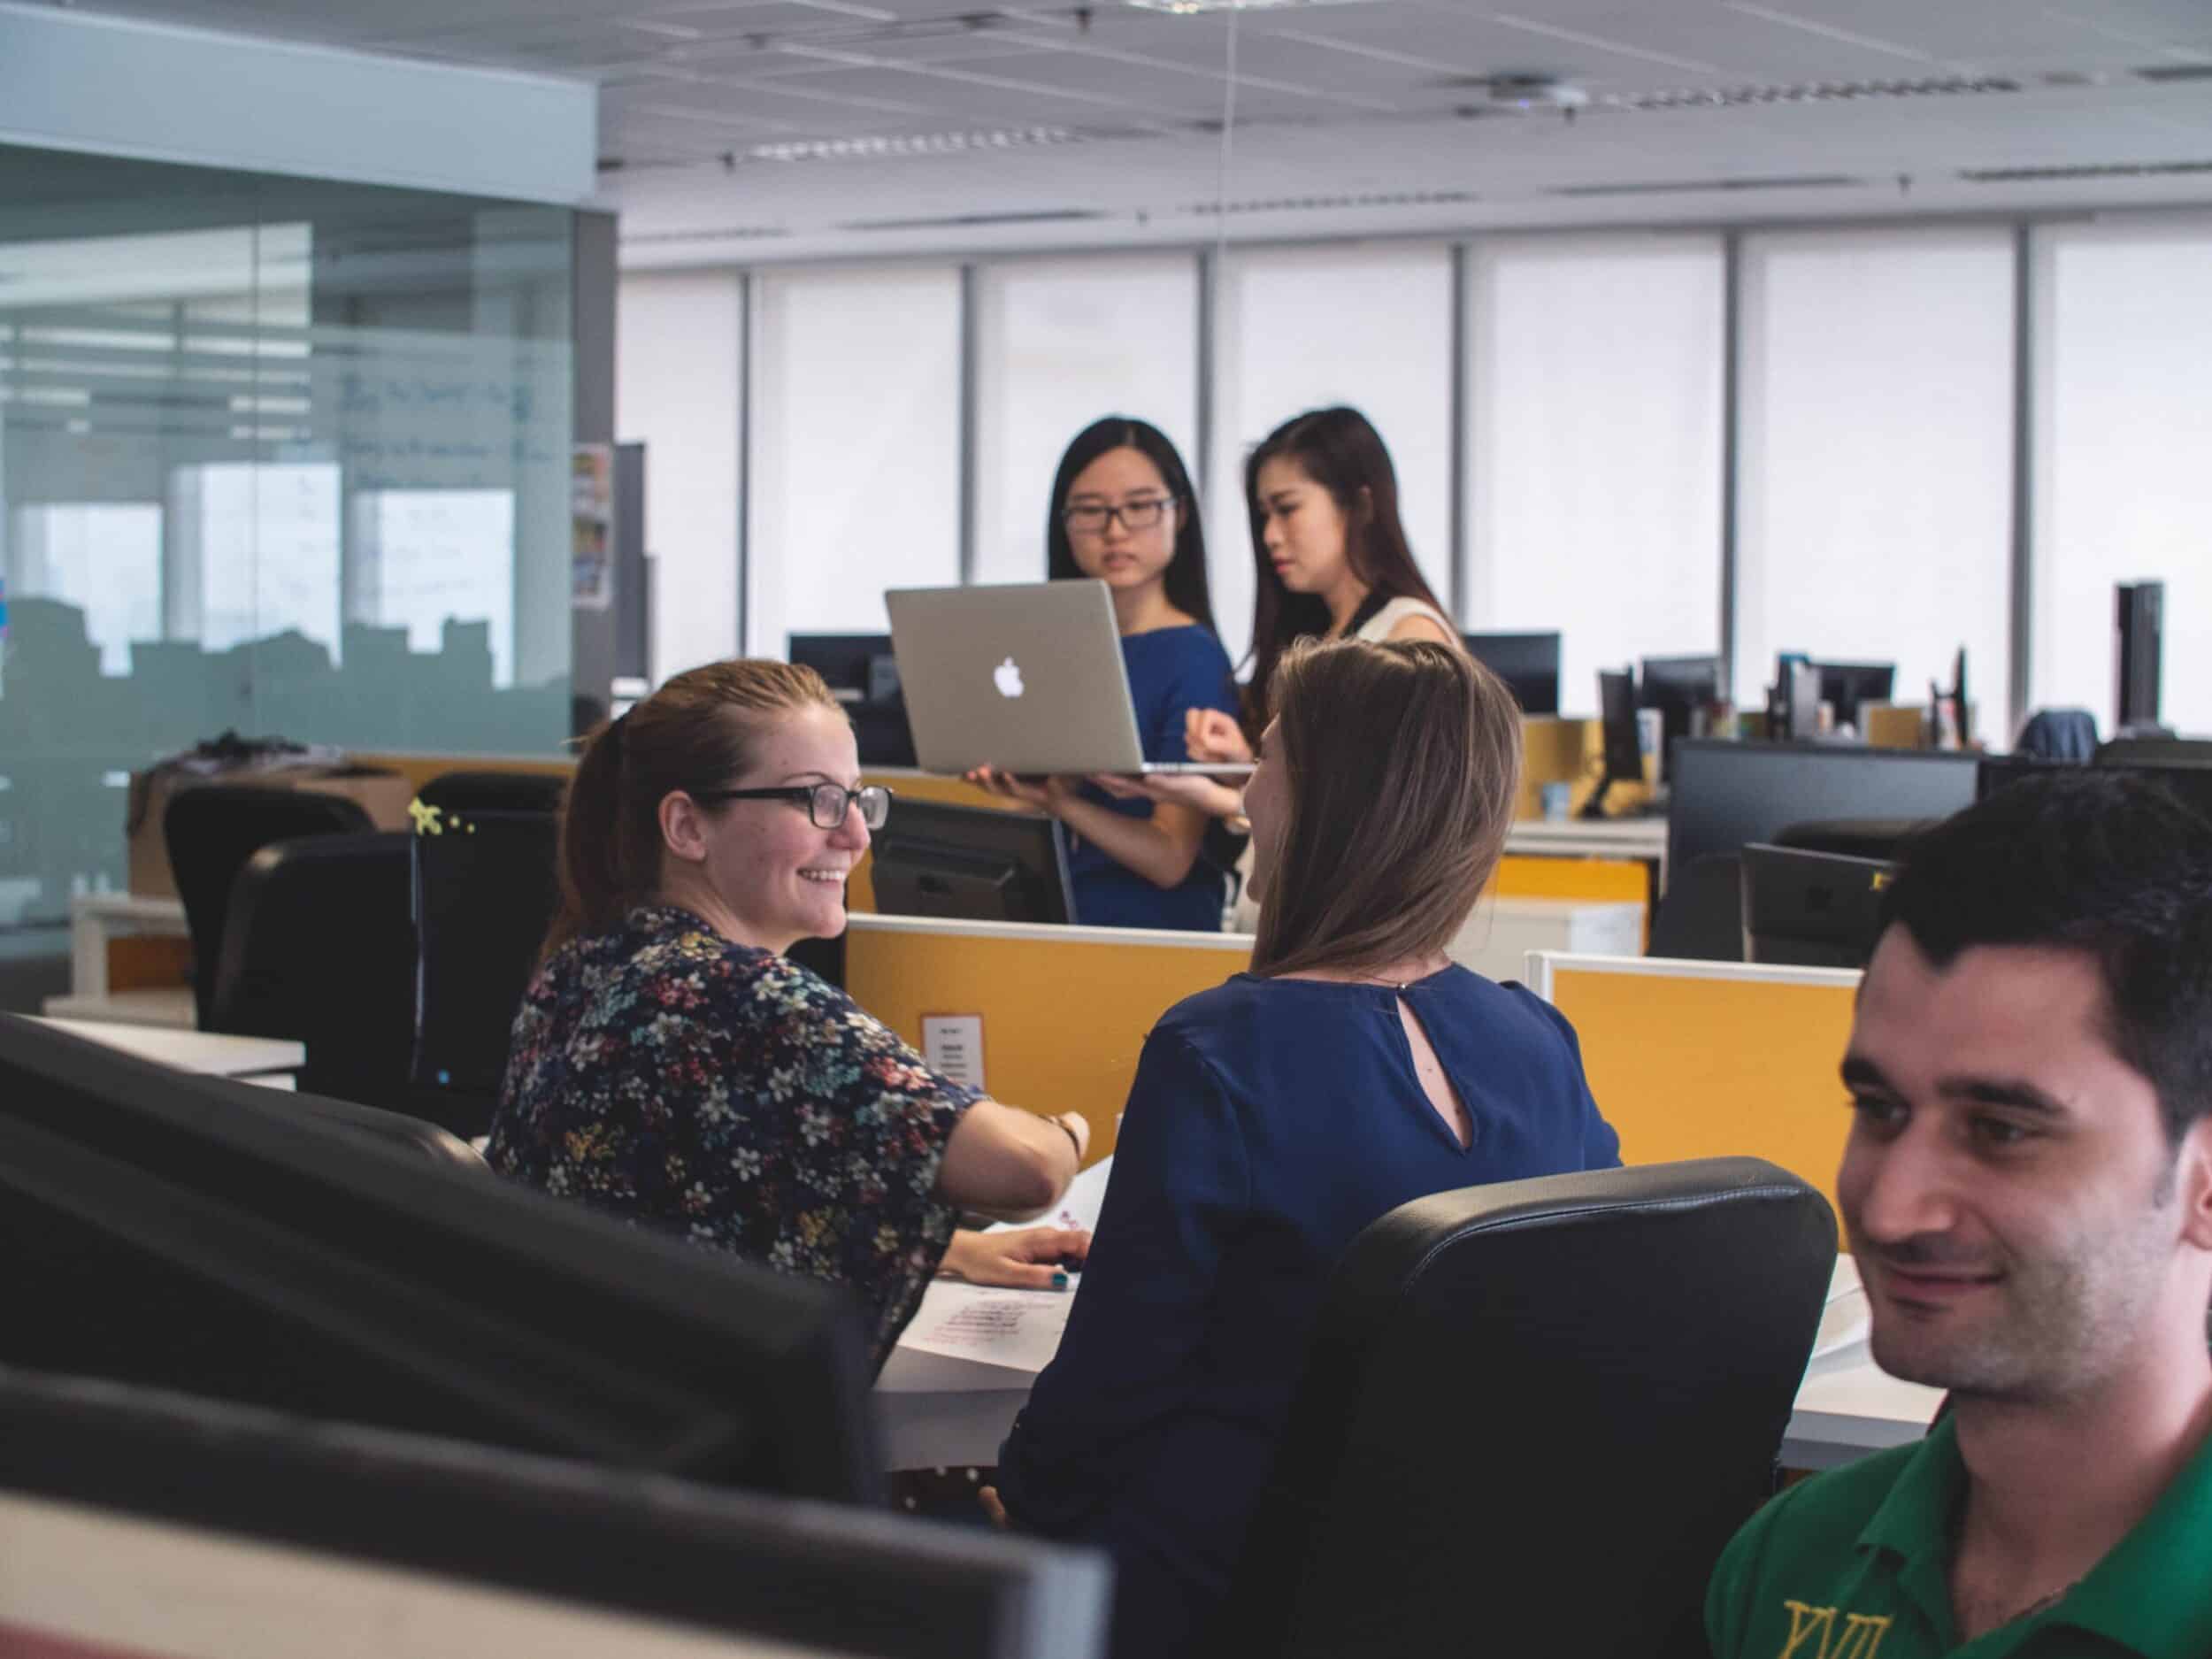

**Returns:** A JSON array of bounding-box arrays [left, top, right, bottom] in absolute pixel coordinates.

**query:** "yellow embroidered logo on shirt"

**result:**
[[1778, 1601, 1893, 1659]]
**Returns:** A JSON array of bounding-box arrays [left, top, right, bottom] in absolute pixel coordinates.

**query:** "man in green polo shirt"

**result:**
[[1707, 771, 2212, 1658]]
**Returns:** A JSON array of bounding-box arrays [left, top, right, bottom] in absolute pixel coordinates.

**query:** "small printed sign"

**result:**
[[922, 1014, 985, 1092]]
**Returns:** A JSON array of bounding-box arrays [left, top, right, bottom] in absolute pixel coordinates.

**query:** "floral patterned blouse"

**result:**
[[487, 904, 978, 1369]]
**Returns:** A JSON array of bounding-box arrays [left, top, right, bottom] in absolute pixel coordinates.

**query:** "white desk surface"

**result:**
[[41, 987, 196, 1029], [33, 1016, 303, 1079], [875, 1254, 1939, 1474], [1505, 817, 1670, 861]]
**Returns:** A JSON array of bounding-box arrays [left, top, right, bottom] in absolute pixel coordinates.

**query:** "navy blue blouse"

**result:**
[[1066, 623, 1237, 933], [995, 965, 1621, 1657]]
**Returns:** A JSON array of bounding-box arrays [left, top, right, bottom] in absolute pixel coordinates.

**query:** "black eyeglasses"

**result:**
[[691, 783, 892, 830], [1062, 495, 1178, 535]]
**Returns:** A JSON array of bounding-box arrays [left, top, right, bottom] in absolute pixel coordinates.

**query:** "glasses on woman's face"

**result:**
[[691, 782, 893, 831], [1062, 495, 1176, 537]]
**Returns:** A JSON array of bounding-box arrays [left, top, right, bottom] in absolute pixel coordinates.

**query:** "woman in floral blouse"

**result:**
[[488, 659, 1091, 1369]]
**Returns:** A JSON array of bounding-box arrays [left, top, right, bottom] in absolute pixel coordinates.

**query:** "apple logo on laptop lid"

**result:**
[[994, 657, 1025, 699]]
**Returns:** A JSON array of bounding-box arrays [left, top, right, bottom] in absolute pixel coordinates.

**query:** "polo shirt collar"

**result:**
[[1855, 1412, 2212, 1658]]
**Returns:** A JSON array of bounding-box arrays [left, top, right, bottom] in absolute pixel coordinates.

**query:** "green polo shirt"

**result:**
[[1706, 1417, 2212, 1657]]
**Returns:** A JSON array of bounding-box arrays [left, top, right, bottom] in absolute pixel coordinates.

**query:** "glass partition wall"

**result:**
[[0, 144, 574, 933]]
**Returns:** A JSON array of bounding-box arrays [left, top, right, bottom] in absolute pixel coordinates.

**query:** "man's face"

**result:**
[[1838, 928, 2207, 1402]]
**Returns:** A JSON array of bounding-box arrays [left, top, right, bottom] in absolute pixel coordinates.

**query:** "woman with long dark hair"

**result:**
[[967, 416, 1238, 932], [1121, 406, 1462, 926]]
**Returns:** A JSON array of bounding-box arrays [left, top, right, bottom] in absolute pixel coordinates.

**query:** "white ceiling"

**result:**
[[49, 0, 2212, 263]]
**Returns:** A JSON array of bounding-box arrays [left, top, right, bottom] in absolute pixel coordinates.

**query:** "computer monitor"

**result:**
[[0, 1016, 881, 1504], [1584, 669, 1643, 820], [868, 800, 1075, 925], [1975, 754, 2063, 801], [790, 633, 917, 767], [1461, 632, 1561, 717], [0, 1368, 1110, 1659], [1655, 741, 1981, 960], [1637, 655, 1721, 780], [1740, 843, 1896, 970], [2116, 581, 2163, 733], [1813, 662, 1896, 731]]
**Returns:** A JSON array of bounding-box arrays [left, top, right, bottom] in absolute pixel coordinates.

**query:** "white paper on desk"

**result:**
[[899, 1280, 1077, 1374], [1813, 1256, 1870, 1359]]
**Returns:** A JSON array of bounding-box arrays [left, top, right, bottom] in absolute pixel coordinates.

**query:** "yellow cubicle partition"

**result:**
[[1528, 952, 1861, 1229], [843, 913, 1249, 1163]]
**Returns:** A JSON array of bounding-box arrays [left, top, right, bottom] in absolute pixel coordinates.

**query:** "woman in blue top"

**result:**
[[966, 417, 1237, 932], [988, 638, 1623, 1657]]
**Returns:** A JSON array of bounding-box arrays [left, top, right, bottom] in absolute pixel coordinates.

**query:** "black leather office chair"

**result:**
[[1647, 850, 1743, 961], [278, 1084, 490, 1171], [165, 784, 376, 1027], [1221, 1156, 1836, 1659], [411, 808, 562, 1119], [415, 770, 569, 818], [210, 833, 415, 1110]]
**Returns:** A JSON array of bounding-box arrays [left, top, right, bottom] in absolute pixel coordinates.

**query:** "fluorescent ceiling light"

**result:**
[[1126, 0, 1383, 12]]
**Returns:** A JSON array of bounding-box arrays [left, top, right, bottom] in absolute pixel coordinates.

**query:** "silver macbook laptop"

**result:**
[[885, 581, 1256, 777]]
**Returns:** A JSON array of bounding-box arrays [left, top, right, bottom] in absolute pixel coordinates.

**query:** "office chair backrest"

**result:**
[[2015, 709, 2098, 764], [1773, 816, 1933, 863], [165, 784, 376, 1026], [1224, 1156, 1836, 1659], [415, 770, 569, 818], [274, 1082, 490, 1171], [211, 833, 415, 1108], [412, 808, 561, 1105]]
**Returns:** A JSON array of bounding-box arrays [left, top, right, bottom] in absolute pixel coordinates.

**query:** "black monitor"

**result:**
[[1655, 741, 1981, 960], [1585, 669, 1643, 820], [791, 633, 916, 767], [1976, 754, 2064, 800], [0, 1016, 881, 1503], [869, 800, 1076, 925], [2116, 581, 2163, 733], [1813, 661, 1896, 731], [1740, 843, 1896, 970], [1637, 655, 1721, 780], [1461, 632, 1561, 716], [0, 1368, 1109, 1659]]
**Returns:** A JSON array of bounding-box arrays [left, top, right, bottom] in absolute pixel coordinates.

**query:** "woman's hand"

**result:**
[[979, 1486, 1010, 1529], [1089, 772, 1246, 818], [1185, 708, 1255, 765], [939, 1225, 1091, 1290], [964, 764, 1058, 812]]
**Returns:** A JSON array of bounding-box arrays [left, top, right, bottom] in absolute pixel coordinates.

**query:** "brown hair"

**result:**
[[1250, 638, 1523, 979], [544, 659, 844, 957]]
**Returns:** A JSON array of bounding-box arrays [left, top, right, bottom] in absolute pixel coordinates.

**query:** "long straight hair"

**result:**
[[1240, 406, 1447, 740], [1045, 416, 1217, 635], [544, 659, 844, 959], [1250, 638, 1523, 979]]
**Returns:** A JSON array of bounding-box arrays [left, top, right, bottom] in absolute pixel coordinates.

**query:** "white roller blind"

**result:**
[[1736, 227, 2015, 731], [748, 265, 961, 657], [1465, 234, 1724, 715]]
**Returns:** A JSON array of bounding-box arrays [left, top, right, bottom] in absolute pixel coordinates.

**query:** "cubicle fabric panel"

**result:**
[[843, 919, 1251, 1163], [1547, 963, 1859, 1233]]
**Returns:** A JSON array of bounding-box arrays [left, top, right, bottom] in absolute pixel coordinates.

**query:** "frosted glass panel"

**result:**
[[168, 461, 342, 659], [972, 256, 1198, 588], [1210, 244, 1455, 664], [1737, 228, 2014, 730], [2032, 219, 2212, 736], [349, 488, 518, 687], [749, 265, 960, 657], [1466, 236, 1724, 715], [7, 503, 160, 676]]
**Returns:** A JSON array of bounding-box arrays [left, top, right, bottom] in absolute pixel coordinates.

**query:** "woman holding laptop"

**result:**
[[1109, 405, 1462, 927], [965, 416, 1239, 933], [986, 638, 1619, 1656], [486, 659, 1094, 1371]]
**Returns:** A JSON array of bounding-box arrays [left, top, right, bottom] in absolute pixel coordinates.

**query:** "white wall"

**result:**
[[617, 269, 743, 681]]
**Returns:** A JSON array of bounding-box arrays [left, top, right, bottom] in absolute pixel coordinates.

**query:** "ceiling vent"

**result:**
[[1549, 174, 1861, 197], [1613, 74, 2018, 112], [1959, 160, 2212, 182], [840, 208, 1107, 231], [747, 126, 1085, 162], [618, 226, 792, 246], [2132, 63, 2212, 82], [1178, 188, 1478, 215]]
